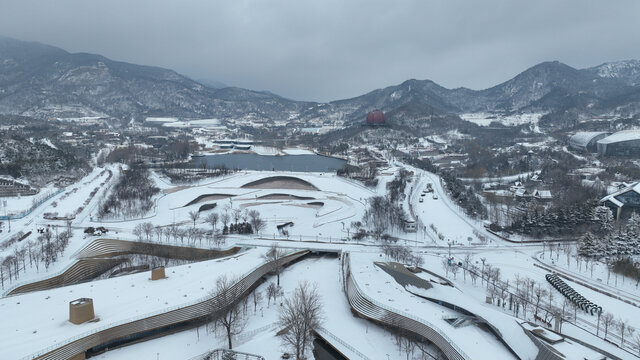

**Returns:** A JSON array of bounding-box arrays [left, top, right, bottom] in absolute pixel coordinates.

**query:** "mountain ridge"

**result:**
[[1, 36, 639, 129]]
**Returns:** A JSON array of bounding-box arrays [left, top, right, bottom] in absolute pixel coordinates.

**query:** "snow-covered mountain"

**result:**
[[587, 60, 640, 86], [0, 36, 312, 122], [1, 36, 640, 129]]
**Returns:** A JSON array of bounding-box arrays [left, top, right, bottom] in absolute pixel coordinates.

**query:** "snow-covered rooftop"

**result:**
[[597, 129, 640, 144], [0, 248, 269, 359], [600, 181, 640, 207], [568, 131, 610, 148]]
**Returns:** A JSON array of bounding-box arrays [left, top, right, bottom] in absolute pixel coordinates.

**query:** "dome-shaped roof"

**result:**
[[366, 110, 385, 125]]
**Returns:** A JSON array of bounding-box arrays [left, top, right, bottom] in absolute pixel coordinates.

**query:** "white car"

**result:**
[[419, 198, 424, 203], [432, 194, 438, 200]]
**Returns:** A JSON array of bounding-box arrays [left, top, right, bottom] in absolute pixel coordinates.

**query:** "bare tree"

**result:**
[[205, 212, 219, 234], [232, 208, 242, 224], [265, 244, 287, 286], [411, 253, 424, 269], [398, 336, 416, 360], [133, 223, 144, 241], [221, 211, 230, 231], [441, 258, 450, 277], [142, 222, 154, 241], [626, 325, 635, 350], [189, 210, 200, 228], [618, 318, 629, 347], [463, 253, 473, 281], [450, 263, 460, 279], [0, 256, 4, 289], [469, 265, 479, 286], [278, 281, 323, 360], [209, 275, 246, 350], [252, 290, 262, 313], [602, 312, 615, 340], [533, 284, 548, 316], [248, 209, 266, 235], [154, 226, 163, 242], [267, 282, 278, 307]]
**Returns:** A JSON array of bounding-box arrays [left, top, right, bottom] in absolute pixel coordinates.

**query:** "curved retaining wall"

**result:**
[[6, 239, 242, 296], [27, 250, 309, 360], [74, 238, 241, 260], [343, 253, 468, 360], [344, 254, 563, 360], [6, 258, 127, 296]]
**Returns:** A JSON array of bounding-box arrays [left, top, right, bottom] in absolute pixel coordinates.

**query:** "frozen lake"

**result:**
[[191, 153, 346, 172]]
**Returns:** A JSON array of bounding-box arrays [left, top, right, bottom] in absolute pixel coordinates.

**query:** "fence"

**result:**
[[0, 188, 63, 220], [316, 326, 371, 360], [188, 348, 265, 360]]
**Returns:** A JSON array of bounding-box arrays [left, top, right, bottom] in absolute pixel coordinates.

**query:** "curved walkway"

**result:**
[[343, 253, 469, 360], [27, 249, 309, 360], [343, 253, 564, 360]]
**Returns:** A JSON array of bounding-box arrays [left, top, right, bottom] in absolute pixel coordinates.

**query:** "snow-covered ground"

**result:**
[[0, 248, 269, 359], [91, 171, 374, 243], [460, 112, 546, 128], [2, 161, 638, 360], [94, 255, 420, 360]]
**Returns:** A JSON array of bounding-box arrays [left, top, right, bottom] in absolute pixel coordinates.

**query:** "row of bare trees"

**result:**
[[1, 227, 72, 289]]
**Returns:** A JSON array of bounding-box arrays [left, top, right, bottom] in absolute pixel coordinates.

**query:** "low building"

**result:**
[[533, 189, 552, 200], [403, 220, 417, 232], [597, 130, 640, 156], [600, 182, 640, 219]]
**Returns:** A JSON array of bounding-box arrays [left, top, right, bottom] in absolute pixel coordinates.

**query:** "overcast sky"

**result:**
[[1, 1, 640, 102]]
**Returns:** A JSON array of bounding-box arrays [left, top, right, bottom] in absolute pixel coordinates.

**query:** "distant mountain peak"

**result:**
[[587, 60, 640, 85]]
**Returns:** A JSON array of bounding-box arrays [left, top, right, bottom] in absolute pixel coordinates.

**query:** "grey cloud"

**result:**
[[1, 0, 639, 101]]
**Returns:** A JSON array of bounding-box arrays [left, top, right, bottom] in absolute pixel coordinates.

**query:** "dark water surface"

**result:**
[[192, 154, 346, 172]]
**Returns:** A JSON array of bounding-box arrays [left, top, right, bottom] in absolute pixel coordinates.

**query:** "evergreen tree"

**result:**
[[593, 206, 614, 235], [578, 232, 597, 257]]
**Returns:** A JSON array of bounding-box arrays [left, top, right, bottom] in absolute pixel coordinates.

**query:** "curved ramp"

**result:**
[[257, 193, 315, 200], [241, 176, 318, 190], [6, 239, 242, 296], [343, 253, 468, 360], [29, 250, 309, 360], [74, 238, 240, 260], [344, 254, 562, 360], [5, 258, 127, 296], [183, 194, 233, 207]]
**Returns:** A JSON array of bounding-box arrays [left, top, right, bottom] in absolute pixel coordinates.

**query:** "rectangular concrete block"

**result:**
[[69, 298, 95, 325], [151, 266, 166, 280]]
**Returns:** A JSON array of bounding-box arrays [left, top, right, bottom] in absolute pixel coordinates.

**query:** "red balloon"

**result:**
[[366, 110, 385, 125]]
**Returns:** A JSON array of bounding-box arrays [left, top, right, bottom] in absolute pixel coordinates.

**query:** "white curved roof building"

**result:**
[[568, 132, 611, 152], [597, 130, 640, 156]]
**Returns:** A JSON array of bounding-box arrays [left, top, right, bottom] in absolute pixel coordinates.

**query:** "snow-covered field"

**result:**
[[95, 255, 422, 360], [0, 248, 272, 359], [2, 162, 638, 360], [460, 112, 546, 128]]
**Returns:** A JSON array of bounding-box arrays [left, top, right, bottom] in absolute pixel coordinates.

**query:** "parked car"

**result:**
[[432, 194, 438, 199], [419, 198, 424, 203]]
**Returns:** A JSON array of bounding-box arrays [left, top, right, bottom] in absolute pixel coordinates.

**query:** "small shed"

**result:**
[[151, 266, 166, 280], [69, 298, 95, 324]]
